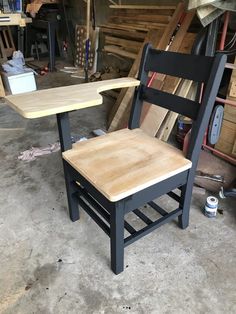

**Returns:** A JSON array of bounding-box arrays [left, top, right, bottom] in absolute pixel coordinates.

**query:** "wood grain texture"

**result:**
[[215, 57, 236, 158], [63, 128, 192, 202], [157, 79, 194, 141], [107, 29, 163, 129], [100, 27, 146, 40], [109, 5, 177, 10], [224, 57, 236, 124], [140, 31, 196, 137], [215, 119, 236, 157], [5, 78, 140, 119], [0, 76, 5, 97], [104, 45, 137, 59], [108, 2, 185, 131]]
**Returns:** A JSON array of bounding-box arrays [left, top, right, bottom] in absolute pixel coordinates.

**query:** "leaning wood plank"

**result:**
[[108, 2, 185, 131], [109, 5, 177, 10], [224, 57, 236, 124], [140, 42, 194, 136], [100, 27, 146, 40], [140, 10, 195, 125], [116, 13, 195, 132], [108, 3, 184, 127], [215, 57, 236, 157], [63, 128, 192, 202], [100, 23, 149, 32], [112, 9, 175, 16], [107, 29, 163, 128], [140, 77, 182, 136], [215, 120, 236, 157], [157, 79, 193, 141], [0, 76, 5, 97], [232, 139, 236, 156], [104, 45, 137, 59], [105, 36, 141, 51], [5, 78, 140, 119], [109, 14, 171, 23], [140, 13, 195, 137]]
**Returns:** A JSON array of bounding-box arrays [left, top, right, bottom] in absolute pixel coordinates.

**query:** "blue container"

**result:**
[[15, 0, 22, 12]]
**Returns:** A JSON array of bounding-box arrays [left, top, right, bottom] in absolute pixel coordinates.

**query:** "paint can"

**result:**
[[204, 196, 218, 218], [176, 116, 192, 146]]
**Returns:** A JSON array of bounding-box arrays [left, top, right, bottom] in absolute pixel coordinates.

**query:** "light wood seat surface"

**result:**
[[63, 128, 192, 202], [5, 78, 140, 119]]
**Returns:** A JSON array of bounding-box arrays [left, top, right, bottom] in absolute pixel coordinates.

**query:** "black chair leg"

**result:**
[[63, 161, 80, 222], [110, 201, 124, 274], [178, 176, 194, 229]]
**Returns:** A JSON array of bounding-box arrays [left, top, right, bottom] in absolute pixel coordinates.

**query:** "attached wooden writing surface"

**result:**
[[5, 78, 140, 119], [63, 128, 192, 202]]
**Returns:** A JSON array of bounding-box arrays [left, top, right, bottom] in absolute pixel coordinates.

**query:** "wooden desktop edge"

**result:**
[[5, 77, 140, 119]]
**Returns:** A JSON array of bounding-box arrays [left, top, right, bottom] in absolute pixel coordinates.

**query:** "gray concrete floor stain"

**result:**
[[0, 64, 236, 314]]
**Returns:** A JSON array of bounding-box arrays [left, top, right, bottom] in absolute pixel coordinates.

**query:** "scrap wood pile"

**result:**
[[100, 4, 177, 60], [215, 57, 236, 160], [106, 2, 196, 142]]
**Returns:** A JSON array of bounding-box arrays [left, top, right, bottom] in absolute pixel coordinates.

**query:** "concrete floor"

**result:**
[[0, 65, 236, 314]]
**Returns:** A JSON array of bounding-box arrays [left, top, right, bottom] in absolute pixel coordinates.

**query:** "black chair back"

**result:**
[[129, 43, 226, 167]]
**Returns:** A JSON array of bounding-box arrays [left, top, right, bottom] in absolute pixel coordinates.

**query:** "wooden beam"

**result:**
[[104, 45, 137, 59], [111, 9, 176, 16], [107, 29, 163, 130], [109, 14, 171, 23], [108, 2, 185, 131], [0, 76, 5, 97], [100, 23, 149, 32], [140, 12, 196, 137], [157, 79, 194, 141], [109, 5, 177, 10], [100, 27, 146, 40], [105, 36, 141, 51]]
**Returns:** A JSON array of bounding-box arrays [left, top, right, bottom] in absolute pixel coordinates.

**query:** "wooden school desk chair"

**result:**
[[62, 44, 226, 274]]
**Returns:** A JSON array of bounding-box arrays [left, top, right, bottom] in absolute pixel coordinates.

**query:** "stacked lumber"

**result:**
[[215, 58, 236, 160], [26, 0, 59, 16], [108, 3, 196, 142], [100, 5, 177, 61]]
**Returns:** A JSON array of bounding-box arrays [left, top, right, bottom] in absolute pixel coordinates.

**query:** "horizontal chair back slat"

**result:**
[[145, 48, 214, 83], [141, 86, 199, 120]]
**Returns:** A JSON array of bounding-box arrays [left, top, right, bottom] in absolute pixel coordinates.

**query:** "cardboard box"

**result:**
[[1, 71, 37, 95]]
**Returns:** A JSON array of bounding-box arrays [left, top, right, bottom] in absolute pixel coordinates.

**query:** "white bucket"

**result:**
[[204, 196, 218, 218]]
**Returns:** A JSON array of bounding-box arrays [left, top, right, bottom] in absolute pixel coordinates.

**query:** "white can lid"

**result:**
[[206, 196, 218, 206]]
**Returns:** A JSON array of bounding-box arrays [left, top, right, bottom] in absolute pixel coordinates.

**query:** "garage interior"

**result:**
[[0, 0, 235, 313]]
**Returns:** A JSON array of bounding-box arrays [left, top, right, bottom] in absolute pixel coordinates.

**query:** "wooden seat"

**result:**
[[63, 128, 192, 201]]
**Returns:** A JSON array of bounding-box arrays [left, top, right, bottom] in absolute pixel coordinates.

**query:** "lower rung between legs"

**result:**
[[79, 198, 110, 236], [124, 208, 182, 247], [124, 221, 136, 234], [167, 191, 181, 203], [148, 201, 168, 216], [133, 208, 153, 225]]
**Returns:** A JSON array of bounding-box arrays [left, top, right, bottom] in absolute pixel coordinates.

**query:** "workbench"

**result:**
[[0, 13, 32, 52]]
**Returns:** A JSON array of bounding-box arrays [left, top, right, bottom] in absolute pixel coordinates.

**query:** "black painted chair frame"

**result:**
[[57, 44, 226, 274]]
